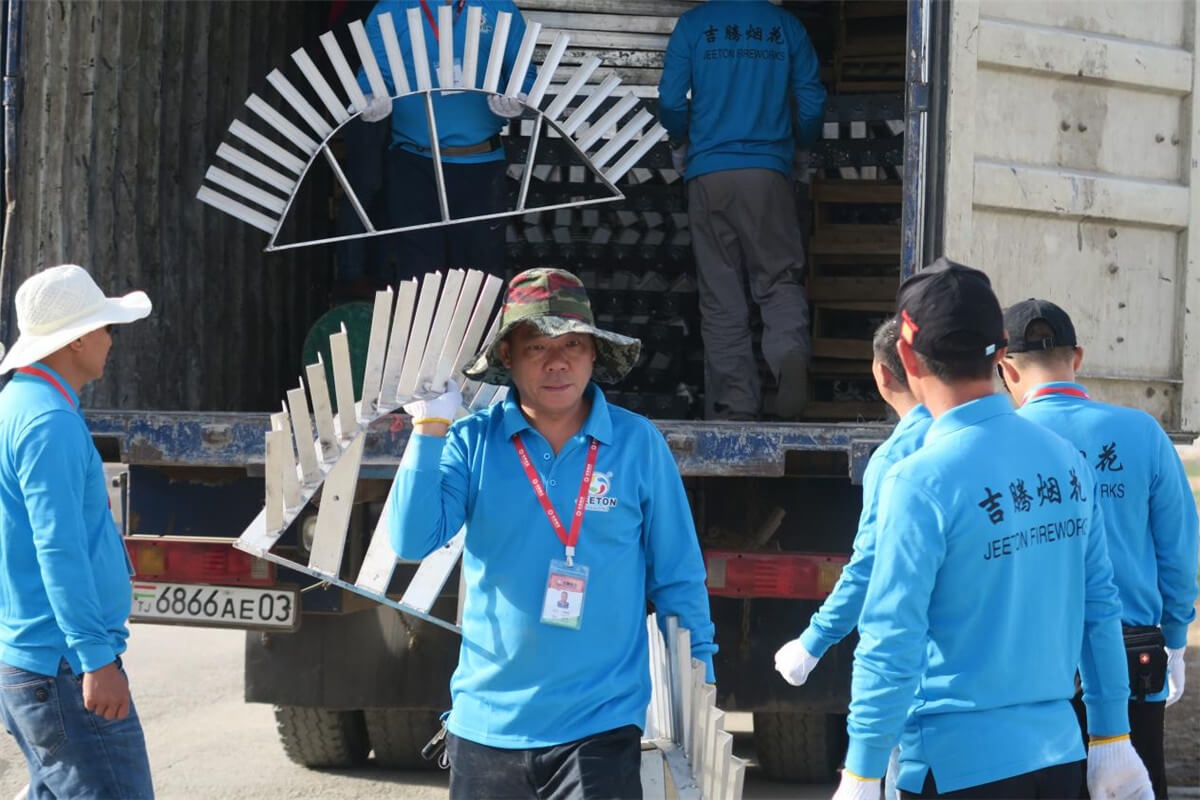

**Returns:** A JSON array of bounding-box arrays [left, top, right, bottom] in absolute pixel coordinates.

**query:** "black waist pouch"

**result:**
[[1123, 625, 1167, 701]]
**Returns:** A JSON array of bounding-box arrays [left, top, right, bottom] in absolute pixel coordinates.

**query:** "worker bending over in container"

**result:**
[[357, 0, 535, 279], [0, 265, 155, 799], [389, 268, 716, 799], [834, 260, 1151, 800], [775, 314, 930, 681], [998, 298, 1198, 799], [658, 0, 826, 420]]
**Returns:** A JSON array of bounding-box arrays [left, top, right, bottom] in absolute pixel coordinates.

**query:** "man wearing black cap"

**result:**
[[832, 259, 1151, 800], [998, 298, 1198, 799]]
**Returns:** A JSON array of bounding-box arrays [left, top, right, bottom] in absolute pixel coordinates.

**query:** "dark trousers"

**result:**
[[899, 760, 1085, 799], [384, 148, 508, 281], [1072, 696, 1167, 798], [447, 725, 643, 800]]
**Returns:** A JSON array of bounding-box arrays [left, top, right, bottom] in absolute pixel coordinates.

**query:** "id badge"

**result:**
[[540, 559, 588, 630]]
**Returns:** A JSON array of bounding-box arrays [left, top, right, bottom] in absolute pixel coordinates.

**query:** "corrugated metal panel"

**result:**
[[2, 1, 334, 411]]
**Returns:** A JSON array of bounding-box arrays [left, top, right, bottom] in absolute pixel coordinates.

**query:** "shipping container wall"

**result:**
[[2, 1, 334, 411], [941, 0, 1200, 432]]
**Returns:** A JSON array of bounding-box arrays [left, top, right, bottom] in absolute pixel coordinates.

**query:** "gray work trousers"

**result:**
[[688, 168, 811, 417]]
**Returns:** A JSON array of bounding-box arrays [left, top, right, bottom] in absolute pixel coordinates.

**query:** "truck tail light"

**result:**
[[704, 550, 849, 599], [125, 539, 274, 587]]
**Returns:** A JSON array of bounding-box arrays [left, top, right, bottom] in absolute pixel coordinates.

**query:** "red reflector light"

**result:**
[[1139, 653, 1151, 665], [704, 550, 849, 599], [124, 540, 274, 587]]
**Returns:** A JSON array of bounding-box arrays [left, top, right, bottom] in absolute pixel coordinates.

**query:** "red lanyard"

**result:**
[[1022, 385, 1090, 406], [512, 435, 599, 566], [419, 0, 467, 41], [16, 366, 76, 410]]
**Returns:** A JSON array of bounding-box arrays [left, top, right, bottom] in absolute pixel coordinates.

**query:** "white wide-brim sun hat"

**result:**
[[0, 264, 151, 373]]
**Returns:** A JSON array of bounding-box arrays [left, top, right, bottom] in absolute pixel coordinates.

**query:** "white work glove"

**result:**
[[1086, 737, 1153, 800], [832, 769, 881, 800], [402, 380, 462, 425], [670, 143, 687, 173], [774, 638, 820, 687], [360, 93, 393, 123], [1166, 646, 1186, 707], [487, 93, 526, 119]]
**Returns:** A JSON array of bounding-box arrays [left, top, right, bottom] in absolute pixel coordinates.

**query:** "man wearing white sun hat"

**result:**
[[0, 264, 154, 799]]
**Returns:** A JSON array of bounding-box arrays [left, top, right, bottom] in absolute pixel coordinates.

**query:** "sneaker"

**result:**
[[774, 350, 809, 419]]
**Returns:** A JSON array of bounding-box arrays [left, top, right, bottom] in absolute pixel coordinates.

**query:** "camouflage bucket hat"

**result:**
[[463, 268, 641, 385]]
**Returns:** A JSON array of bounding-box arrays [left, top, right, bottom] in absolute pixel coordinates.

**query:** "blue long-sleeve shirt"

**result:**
[[799, 405, 932, 658], [658, 0, 826, 181], [1018, 382, 1198, 685], [389, 385, 715, 748], [360, 0, 535, 163], [0, 364, 133, 676], [847, 394, 1129, 793]]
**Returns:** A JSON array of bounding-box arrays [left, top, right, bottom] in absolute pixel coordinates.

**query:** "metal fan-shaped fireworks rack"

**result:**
[[196, 7, 665, 251], [234, 269, 502, 633]]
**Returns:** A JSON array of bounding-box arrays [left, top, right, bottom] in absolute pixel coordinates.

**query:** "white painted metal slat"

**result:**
[[356, 492, 400, 594], [527, 32, 570, 109], [462, 5, 483, 89], [286, 386, 320, 485], [415, 270, 467, 393], [320, 30, 369, 113], [305, 356, 340, 463], [264, 430, 286, 532], [407, 7, 434, 91], [379, 279, 419, 408], [196, 187, 278, 234], [329, 327, 358, 436], [452, 274, 503, 380], [591, 109, 652, 169], [291, 47, 351, 124], [204, 166, 287, 214], [606, 123, 666, 184], [266, 69, 334, 139], [306, 434, 365, 578], [360, 288, 394, 417], [396, 272, 443, 399], [576, 93, 639, 152], [438, 5, 455, 90], [432, 270, 485, 391], [506, 22, 543, 97], [270, 411, 302, 510], [482, 11, 513, 93], [560, 75, 620, 136], [228, 120, 306, 175], [377, 12, 413, 95], [640, 750, 667, 800], [215, 143, 296, 194], [244, 94, 320, 154], [543, 55, 601, 121], [399, 529, 466, 613], [349, 20, 390, 103]]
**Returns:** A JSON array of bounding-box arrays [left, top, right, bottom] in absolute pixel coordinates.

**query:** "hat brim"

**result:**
[[0, 291, 151, 373], [462, 315, 641, 385]]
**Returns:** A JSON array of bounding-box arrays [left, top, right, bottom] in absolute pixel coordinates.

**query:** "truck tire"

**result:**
[[364, 708, 442, 770], [274, 705, 369, 768], [752, 710, 847, 783]]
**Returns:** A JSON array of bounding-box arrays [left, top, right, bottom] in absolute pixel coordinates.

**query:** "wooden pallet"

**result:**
[[834, 0, 906, 93], [804, 359, 888, 421], [811, 300, 894, 361]]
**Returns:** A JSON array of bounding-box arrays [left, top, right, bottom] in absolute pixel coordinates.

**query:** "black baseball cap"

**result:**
[[896, 257, 1007, 360], [1002, 298, 1077, 353]]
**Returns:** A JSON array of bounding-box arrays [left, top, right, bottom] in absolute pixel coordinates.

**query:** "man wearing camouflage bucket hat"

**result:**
[[390, 268, 716, 800]]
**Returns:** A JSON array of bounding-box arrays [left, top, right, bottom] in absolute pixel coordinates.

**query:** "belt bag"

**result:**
[[1122, 625, 1167, 701]]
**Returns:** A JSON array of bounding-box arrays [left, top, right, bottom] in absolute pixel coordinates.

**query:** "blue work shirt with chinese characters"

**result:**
[[389, 384, 716, 748], [658, 0, 826, 180], [1018, 382, 1198, 698], [799, 405, 932, 658], [0, 364, 132, 677], [360, 0, 535, 164], [847, 394, 1129, 793]]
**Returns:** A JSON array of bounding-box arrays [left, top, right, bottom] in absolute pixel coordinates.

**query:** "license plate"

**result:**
[[131, 582, 298, 631]]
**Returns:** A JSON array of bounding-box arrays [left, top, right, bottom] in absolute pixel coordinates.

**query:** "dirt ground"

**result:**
[[1164, 625, 1199, 788]]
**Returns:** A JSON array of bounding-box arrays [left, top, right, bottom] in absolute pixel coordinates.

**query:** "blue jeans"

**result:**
[[0, 659, 153, 799]]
